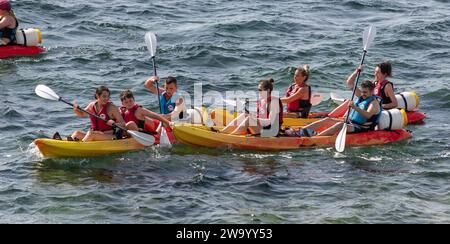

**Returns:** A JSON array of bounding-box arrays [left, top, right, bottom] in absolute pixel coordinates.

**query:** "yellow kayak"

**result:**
[[173, 124, 412, 151], [34, 138, 145, 158]]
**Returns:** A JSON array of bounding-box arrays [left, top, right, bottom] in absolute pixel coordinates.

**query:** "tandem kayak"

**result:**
[[34, 138, 146, 158], [209, 108, 425, 128], [0, 45, 46, 59], [173, 124, 412, 151]]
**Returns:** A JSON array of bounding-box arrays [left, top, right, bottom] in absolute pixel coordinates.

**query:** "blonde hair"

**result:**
[[296, 64, 311, 82]]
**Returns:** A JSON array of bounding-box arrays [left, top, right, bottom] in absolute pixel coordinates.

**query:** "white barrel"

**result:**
[[395, 91, 419, 111], [377, 108, 408, 130], [15, 28, 42, 46], [185, 107, 209, 125]]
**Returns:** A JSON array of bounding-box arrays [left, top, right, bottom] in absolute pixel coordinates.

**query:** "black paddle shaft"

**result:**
[[152, 57, 163, 114], [344, 50, 367, 124]]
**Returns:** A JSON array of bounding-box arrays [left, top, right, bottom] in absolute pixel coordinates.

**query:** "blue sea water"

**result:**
[[0, 0, 449, 223]]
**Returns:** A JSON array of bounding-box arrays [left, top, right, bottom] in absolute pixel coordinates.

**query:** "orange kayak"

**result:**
[[173, 124, 412, 151]]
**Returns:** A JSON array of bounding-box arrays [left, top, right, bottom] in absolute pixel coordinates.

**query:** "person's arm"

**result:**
[[382, 83, 398, 109], [74, 102, 90, 118], [349, 100, 379, 119], [144, 76, 165, 94], [0, 16, 13, 29], [346, 65, 363, 97], [109, 105, 126, 127], [280, 87, 308, 104], [138, 107, 171, 127]]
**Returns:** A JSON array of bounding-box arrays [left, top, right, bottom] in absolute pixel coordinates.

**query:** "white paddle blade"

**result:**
[[159, 127, 172, 147], [145, 32, 157, 58], [363, 25, 377, 51], [335, 123, 348, 152], [128, 130, 155, 146], [35, 85, 60, 101], [311, 93, 325, 106]]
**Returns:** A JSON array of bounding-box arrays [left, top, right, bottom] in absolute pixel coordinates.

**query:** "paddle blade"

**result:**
[[335, 123, 348, 152], [159, 127, 172, 147], [330, 92, 346, 105], [35, 85, 60, 101], [363, 25, 377, 51], [128, 130, 155, 146], [145, 32, 157, 58], [311, 93, 325, 106]]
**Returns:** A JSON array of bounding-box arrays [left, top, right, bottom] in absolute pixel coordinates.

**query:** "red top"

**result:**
[[90, 102, 113, 132]]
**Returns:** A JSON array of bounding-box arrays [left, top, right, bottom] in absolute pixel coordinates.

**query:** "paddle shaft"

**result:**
[[152, 57, 163, 114], [58, 97, 128, 132], [343, 50, 367, 124]]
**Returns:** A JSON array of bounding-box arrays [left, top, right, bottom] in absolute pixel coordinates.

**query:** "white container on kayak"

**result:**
[[395, 91, 419, 111], [377, 108, 408, 130], [15, 28, 42, 46]]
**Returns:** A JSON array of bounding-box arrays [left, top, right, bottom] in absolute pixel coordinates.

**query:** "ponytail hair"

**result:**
[[259, 78, 275, 92]]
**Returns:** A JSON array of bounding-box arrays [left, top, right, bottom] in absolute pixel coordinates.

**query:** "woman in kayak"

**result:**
[[70, 86, 126, 142], [145, 75, 186, 121], [280, 65, 312, 118], [347, 61, 397, 109], [220, 78, 283, 135], [119, 89, 172, 134], [295, 80, 381, 136], [0, 0, 18, 45]]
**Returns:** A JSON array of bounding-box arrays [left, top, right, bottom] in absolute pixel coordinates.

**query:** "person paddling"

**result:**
[[0, 0, 18, 45], [145, 76, 186, 120], [347, 61, 397, 109], [119, 89, 172, 135], [69, 86, 126, 142], [295, 80, 382, 136], [281, 65, 313, 118]]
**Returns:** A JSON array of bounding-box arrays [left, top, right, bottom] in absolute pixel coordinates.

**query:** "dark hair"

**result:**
[[360, 80, 375, 90], [259, 78, 275, 92], [296, 64, 311, 82], [95, 86, 110, 99], [377, 61, 392, 77], [165, 76, 177, 85], [120, 89, 134, 101]]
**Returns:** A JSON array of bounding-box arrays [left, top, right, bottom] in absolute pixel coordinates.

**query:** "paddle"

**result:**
[[145, 32, 162, 114], [144, 32, 173, 146], [35, 84, 155, 146], [335, 25, 377, 153]]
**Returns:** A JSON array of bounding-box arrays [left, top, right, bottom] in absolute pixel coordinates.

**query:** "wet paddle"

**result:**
[[35, 84, 155, 146], [335, 25, 377, 153], [145, 32, 162, 114]]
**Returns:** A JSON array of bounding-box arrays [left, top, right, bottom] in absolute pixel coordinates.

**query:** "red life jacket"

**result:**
[[374, 79, 394, 104], [120, 104, 142, 125], [257, 96, 284, 127], [90, 102, 113, 132], [286, 83, 312, 113]]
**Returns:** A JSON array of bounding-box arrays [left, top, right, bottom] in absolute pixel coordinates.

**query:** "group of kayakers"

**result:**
[[220, 60, 397, 137], [0, 0, 18, 46], [52, 76, 182, 142]]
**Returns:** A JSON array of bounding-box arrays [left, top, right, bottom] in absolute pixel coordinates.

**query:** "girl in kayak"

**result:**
[[281, 65, 312, 118], [295, 80, 381, 136], [119, 89, 172, 134], [220, 78, 283, 135], [347, 61, 398, 109], [0, 0, 18, 45], [70, 86, 126, 142], [145, 76, 186, 121]]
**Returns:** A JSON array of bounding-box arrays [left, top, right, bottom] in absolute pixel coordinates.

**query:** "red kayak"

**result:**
[[307, 110, 426, 124], [0, 45, 46, 59]]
